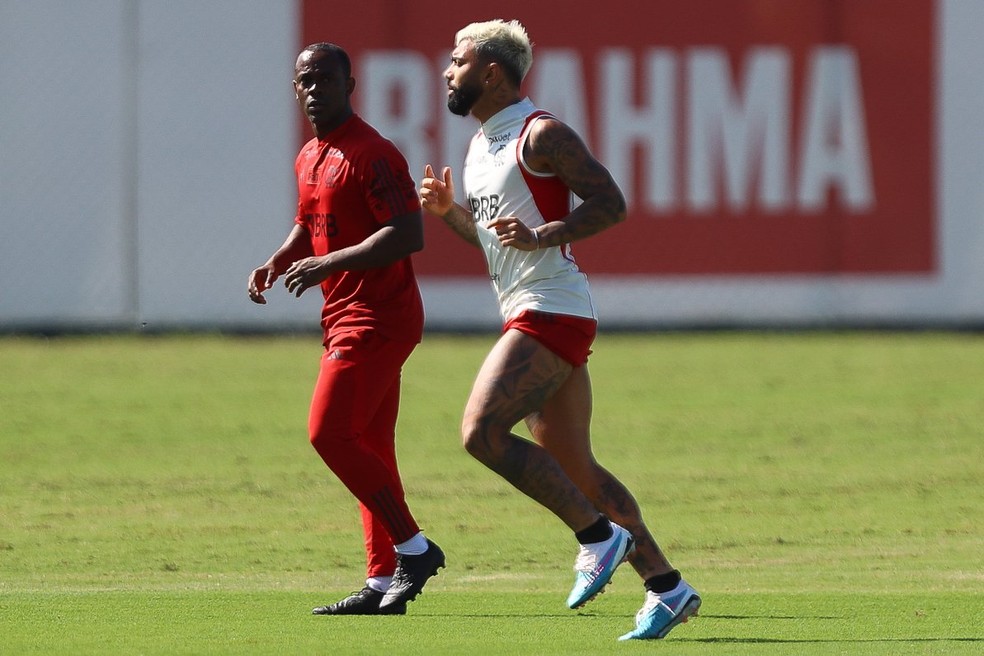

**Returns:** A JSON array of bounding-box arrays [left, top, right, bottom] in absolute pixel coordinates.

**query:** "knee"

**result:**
[[309, 429, 335, 465], [460, 416, 499, 464], [309, 422, 354, 466], [460, 417, 484, 458]]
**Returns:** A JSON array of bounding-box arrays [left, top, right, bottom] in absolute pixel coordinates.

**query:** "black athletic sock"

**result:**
[[645, 569, 682, 594], [575, 516, 613, 544]]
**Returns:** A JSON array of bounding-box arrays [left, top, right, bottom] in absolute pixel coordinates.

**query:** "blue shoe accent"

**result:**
[[566, 523, 634, 609], [618, 581, 701, 640]]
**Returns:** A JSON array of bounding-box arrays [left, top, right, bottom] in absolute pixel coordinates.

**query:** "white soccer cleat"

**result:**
[[618, 579, 701, 640], [566, 522, 635, 609]]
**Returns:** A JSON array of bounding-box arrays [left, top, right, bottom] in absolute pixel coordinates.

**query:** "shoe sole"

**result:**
[[312, 591, 408, 616], [376, 603, 408, 615], [312, 604, 407, 616]]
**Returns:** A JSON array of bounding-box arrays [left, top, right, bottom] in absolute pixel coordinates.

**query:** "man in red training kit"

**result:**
[[248, 42, 444, 615]]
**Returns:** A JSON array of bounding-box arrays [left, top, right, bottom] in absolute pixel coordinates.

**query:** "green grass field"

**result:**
[[1, 332, 981, 654]]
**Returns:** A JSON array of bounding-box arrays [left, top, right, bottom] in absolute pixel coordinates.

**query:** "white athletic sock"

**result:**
[[366, 575, 393, 593], [394, 532, 428, 556]]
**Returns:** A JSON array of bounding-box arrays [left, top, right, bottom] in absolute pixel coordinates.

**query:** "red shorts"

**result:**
[[504, 310, 597, 366]]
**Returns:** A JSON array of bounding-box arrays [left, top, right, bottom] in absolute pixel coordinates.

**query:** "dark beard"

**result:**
[[447, 83, 481, 117]]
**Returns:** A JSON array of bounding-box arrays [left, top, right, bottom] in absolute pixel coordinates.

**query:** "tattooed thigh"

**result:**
[[467, 330, 572, 430]]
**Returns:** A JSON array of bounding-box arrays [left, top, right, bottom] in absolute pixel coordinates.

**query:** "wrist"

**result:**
[[531, 227, 540, 250]]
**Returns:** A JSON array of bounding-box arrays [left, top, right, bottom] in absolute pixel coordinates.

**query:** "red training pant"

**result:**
[[308, 329, 420, 579]]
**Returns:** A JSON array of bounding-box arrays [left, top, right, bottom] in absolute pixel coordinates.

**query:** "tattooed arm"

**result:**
[[522, 117, 627, 247]]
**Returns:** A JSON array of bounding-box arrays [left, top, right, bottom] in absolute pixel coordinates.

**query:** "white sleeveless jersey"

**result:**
[[462, 98, 596, 322]]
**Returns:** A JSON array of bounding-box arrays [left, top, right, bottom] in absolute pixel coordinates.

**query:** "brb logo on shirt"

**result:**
[[307, 213, 338, 238], [469, 194, 500, 222]]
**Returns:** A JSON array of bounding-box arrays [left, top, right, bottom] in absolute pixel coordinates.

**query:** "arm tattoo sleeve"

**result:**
[[533, 120, 628, 245], [440, 203, 481, 248]]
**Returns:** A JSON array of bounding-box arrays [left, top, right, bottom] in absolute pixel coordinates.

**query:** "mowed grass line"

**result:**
[[0, 332, 982, 654]]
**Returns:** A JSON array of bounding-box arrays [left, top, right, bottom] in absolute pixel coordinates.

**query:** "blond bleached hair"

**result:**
[[455, 19, 533, 86]]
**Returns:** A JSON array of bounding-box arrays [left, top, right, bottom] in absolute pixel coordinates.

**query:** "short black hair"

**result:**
[[302, 42, 352, 78]]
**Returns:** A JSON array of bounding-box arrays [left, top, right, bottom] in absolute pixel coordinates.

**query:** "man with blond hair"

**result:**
[[420, 19, 700, 640]]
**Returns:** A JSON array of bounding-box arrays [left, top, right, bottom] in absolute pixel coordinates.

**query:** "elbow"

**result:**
[[388, 213, 425, 256], [406, 232, 425, 255], [407, 213, 425, 254]]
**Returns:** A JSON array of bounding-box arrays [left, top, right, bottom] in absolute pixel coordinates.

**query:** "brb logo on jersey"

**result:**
[[307, 213, 338, 238], [469, 195, 501, 222]]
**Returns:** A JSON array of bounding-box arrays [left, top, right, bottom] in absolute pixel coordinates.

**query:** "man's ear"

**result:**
[[483, 62, 497, 86]]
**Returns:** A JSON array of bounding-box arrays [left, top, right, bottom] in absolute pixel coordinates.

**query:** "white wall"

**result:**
[[0, 0, 317, 331], [2, 0, 983, 331], [1, 1, 134, 325]]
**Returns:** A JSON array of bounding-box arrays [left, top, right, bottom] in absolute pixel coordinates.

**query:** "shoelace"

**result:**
[[391, 556, 413, 583], [638, 590, 663, 613], [573, 538, 612, 573], [635, 590, 675, 623], [639, 587, 686, 616]]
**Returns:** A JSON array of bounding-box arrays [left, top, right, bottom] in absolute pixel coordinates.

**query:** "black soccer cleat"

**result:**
[[378, 539, 446, 610], [312, 586, 406, 615]]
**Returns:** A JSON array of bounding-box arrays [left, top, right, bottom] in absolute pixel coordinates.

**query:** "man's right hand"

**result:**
[[247, 265, 277, 304], [420, 164, 455, 218]]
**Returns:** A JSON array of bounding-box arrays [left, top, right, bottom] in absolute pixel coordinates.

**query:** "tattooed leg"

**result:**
[[461, 329, 602, 532], [526, 365, 676, 579]]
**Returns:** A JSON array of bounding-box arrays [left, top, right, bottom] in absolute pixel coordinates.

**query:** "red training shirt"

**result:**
[[294, 114, 424, 343]]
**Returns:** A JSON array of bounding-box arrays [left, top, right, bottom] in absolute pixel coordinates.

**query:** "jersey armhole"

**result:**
[[517, 112, 557, 179]]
